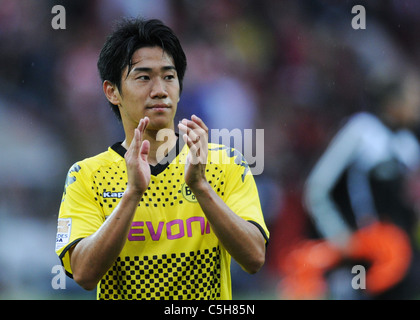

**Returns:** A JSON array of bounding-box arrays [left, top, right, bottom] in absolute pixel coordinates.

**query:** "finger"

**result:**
[[182, 117, 208, 144], [191, 114, 208, 133], [130, 123, 142, 154], [141, 117, 150, 134], [125, 129, 139, 164], [137, 117, 149, 138], [178, 122, 198, 142], [133, 117, 150, 155], [182, 133, 189, 147], [181, 118, 199, 130], [177, 121, 188, 134], [184, 135, 200, 165], [180, 119, 204, 142], [183, 134, 203, 165], [140, 139, 150, 161], [182, 133, 195, 159], [178, 120, 193, 135], [188, 128, 200, 143], [182, 133, 197, 151]]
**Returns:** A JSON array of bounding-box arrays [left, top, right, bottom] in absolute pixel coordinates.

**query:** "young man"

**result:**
[[55, 18, 269, 300]]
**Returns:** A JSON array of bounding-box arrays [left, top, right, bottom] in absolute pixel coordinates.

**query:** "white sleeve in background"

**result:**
[[304, 113, 372, 242]]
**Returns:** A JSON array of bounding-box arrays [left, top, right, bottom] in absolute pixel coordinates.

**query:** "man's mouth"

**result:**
[[146, 104, 171, 111]]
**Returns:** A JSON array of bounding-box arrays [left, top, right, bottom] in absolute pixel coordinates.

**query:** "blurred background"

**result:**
[[2, 0, 420, 299]]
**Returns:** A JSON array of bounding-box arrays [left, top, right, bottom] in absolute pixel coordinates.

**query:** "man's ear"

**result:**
[[103, 80, 121, 106]]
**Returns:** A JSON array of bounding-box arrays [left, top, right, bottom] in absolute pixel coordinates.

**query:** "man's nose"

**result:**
[[150, 78, 168, 98]]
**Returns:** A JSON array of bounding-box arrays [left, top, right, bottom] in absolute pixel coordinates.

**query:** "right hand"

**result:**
[[124, 117, 151, 198]]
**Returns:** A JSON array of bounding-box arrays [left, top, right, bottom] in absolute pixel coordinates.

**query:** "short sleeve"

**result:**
[[55, 162, 105, 277], [222, 150, 270, 244]]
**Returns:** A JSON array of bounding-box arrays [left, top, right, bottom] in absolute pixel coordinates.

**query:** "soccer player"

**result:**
[[303, 72, 420, 299], [55, 17, 269, 300]]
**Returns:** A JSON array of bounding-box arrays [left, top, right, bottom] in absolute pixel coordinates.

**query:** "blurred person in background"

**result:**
[[281, 70, 420, 299]]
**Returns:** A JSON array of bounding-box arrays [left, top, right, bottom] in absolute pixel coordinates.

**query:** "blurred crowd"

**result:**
[[2, 0, 420, 299]]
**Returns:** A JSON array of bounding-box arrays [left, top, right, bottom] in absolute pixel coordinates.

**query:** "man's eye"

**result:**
[[136, 75, 149, 80], [164, 75, 175, 80]]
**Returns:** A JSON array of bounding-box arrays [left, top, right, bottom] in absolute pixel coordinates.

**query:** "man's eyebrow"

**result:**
[[130, 66, 176, 74]]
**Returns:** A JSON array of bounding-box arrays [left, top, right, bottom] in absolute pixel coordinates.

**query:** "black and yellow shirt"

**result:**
[[55, 138, 269, 300]]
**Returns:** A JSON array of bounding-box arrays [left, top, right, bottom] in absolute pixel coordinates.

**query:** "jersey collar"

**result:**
[[111, 133, 185, 176]]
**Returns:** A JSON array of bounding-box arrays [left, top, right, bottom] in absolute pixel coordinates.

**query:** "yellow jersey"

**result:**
[[55, 138, 269, 300]]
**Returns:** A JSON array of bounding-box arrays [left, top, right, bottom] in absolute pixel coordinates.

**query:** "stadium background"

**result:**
[[1, 0, 420, 299]]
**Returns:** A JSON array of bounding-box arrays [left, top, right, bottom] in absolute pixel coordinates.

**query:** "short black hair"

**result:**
[[97, 17, 187, 120]]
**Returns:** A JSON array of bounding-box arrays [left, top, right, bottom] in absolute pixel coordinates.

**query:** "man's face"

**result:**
[[117, 46, 180, 131]]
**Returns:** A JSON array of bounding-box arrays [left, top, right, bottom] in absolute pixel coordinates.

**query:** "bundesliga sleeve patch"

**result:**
[[55, 218, 72, 251]]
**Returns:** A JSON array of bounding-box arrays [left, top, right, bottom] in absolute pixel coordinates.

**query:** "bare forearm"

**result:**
[[70, 189, 142, 290], [191, 182, 266, 274]]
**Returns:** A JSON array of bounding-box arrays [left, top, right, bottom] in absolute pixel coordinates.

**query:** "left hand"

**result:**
[[178, 115, 209, 190]]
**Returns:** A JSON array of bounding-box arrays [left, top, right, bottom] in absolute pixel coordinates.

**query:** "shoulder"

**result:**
[[208, 143, 246, 164], [66, 147, 124, 179], [332, 112, 385, 142], [207, 143, 251, 181], [345, 112, 384, 130]]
